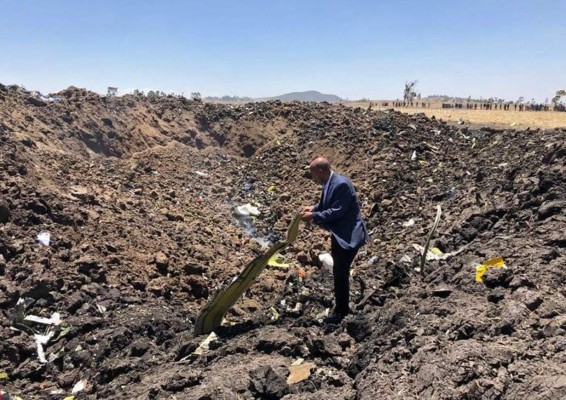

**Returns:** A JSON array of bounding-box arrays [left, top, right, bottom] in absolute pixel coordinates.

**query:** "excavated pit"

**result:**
[[1, 84, 566, 399]]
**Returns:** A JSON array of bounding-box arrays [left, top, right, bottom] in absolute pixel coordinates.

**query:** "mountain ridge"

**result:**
[[260, 90, 342, 102]]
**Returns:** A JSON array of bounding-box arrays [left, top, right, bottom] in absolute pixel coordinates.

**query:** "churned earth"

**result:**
[[1, 84, 565, 399]]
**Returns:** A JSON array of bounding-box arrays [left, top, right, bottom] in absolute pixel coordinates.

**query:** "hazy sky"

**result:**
[[1, 0, 564, 101]]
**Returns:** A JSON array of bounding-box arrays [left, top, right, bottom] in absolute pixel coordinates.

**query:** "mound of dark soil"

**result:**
[[1, 84, 565, 399]]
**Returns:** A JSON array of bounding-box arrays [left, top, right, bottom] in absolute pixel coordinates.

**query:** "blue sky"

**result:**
[[1, 0, 564, 100]]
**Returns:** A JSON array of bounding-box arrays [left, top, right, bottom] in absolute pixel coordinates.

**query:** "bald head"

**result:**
[[309, 156, 332, 184], [310, 156, 331, 171]]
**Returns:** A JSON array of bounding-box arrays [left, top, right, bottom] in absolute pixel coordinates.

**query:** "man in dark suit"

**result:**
[[301, 156, 368, 323]]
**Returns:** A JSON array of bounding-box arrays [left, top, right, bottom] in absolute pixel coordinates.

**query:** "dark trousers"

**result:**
[[331, 236, 360, 315]]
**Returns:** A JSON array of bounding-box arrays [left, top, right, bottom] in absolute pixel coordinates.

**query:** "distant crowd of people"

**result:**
[[441, 102, 565, 111], [385, 101, 431, 108], [375, 101, 565, 112]]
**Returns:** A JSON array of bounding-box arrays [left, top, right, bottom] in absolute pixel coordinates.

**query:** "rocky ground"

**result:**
[[1, 83, 565, 399]]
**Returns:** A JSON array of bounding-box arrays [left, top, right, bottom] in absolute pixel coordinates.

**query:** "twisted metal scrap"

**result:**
[[195, 214, 302, 335], [420, 205, 442, 277]]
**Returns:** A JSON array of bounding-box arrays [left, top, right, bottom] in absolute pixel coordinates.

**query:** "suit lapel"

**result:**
[[322, 173, 335, 208]]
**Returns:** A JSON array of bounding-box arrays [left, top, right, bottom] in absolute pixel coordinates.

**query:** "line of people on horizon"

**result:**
[[370, 101, 566, 112]]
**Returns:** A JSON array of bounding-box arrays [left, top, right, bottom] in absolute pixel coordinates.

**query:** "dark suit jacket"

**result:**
[[312, 172, 368, 250]]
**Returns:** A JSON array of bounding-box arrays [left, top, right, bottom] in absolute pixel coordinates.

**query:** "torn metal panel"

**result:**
[[194, 214, 301, 335]]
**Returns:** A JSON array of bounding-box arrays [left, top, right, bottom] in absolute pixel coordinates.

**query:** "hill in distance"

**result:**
[[263, 90, 342, 102]]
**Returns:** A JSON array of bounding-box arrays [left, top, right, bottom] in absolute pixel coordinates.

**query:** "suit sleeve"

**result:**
[[312, 191, 323, 212], [312, 182, 353, 224]]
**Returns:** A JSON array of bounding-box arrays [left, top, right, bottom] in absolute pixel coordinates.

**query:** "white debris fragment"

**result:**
[[291, 302, 303, 313], [403, 219, 415, 227], [12, 297, 34, 324], [235, 203, 260, 216], [195, 170, 208, 177], [194, 332, 218, 355], [411, 151, 417, 161], [37, 231, 51, 246], [24, 312, 61, 326], [318, 253, 334, 273], [72, 379, 88, 394], [34, 332, 54, 363]]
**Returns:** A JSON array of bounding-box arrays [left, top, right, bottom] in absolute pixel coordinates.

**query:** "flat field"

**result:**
[[347, 101, 566, 130]]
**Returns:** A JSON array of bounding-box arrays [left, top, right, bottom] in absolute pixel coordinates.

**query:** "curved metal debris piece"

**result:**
[[420, 205, 442, 276], [194, 214, 302, 335]]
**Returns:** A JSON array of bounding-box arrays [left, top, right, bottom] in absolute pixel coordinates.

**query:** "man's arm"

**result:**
[[312, 183, 353, 224]]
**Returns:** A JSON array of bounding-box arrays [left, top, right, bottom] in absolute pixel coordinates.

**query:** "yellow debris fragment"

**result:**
[[268, 185, 276, 192], [0, 372, 7, 379], [475, 257, 506, 282], [430, 247, 444, 257], [267, 253, 289, 269], [270, 307, 280, 321]]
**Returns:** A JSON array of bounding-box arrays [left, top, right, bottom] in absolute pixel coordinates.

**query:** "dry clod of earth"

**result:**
[[1, 84, 566, 399]]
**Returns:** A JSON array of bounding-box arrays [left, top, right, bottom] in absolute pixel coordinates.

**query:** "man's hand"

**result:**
[[301, 211, 314, 222], [302, 205, 314, 213]]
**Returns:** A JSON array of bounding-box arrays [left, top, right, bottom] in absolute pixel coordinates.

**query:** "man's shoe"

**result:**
[[323, 312, 347, 324]]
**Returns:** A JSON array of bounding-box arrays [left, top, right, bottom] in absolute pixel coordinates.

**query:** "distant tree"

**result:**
[[403, 81, 418, 103], [107, 87, 118, 97], [552, 89, 566, 105], [516, 96, 525, 104], [191, 92, 202, 101], [204, 94, 253, 102], [147, 90, 167, 98]]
